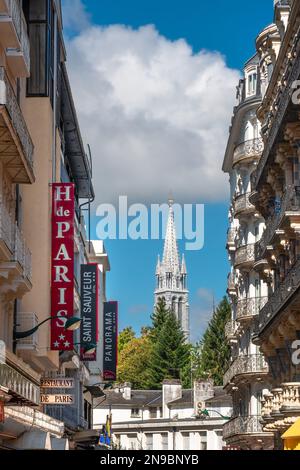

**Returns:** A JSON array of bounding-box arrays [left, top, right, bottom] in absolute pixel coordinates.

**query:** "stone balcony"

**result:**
[[0, 361, 40, 405], [223, 415, 264, 440], [0, 205, 32, 297], [234, 243, 255, 270], [236, 296, 268, 322], [233, 138, 264, 167], [258, 257, 300, 335], [4, 406, 64, 437], [234, 193, 256, 218], [225, 320, 237, 341], [223, 354, 269, 388], [0, 66, 34, 183], [0, 0, 30, 76], [261, 383, 300, 433], [255, 186, 300, 263], [227, 273, 237, 297]]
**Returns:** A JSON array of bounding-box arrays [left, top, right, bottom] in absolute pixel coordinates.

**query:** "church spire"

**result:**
[[162, 198, 180, 271]]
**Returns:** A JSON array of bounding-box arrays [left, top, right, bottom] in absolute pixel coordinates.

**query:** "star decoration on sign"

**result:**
[[53, 341, 60, 348], [64, 341, 70, 348], [59, 334, 65, 341]]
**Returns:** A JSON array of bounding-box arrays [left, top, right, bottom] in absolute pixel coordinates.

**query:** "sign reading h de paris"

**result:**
[[51, 183, 75, 351]]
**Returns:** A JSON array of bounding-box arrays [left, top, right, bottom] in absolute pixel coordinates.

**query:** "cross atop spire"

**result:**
[[162, 199, 180, 271]]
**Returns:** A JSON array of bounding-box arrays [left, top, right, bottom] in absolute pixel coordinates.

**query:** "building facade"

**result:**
[[0, 0, 106, 450], [223, 0, 300, 450], [249, 0, 300, 449], [93, 380, 232, 450], [154, 199, 189, 338]]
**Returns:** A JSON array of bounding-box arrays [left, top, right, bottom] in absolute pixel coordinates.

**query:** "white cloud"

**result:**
[[64, 19, 240, 205], [61, 0, 90, 34]]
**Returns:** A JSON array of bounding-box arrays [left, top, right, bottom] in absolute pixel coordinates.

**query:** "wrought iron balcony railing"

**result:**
[[0, 67, 34, 174], [0, 0, 30, 74], [223, 354, 269, 387], [233, 138, 264, 166], [234, 243, 255, 268], [255, 186, 300, 261], [223, 415, 264, 440], [258, 257, 300, 333], [236, 297, 268, 321], [0, 203, 14, 253], [234, 193, 255, 217]]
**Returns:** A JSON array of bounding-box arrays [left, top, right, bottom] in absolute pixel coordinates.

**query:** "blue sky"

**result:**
[[63, 0, 274, 342]]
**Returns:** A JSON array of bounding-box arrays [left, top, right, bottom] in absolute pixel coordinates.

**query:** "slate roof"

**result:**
[[94, 390, 162, 408]]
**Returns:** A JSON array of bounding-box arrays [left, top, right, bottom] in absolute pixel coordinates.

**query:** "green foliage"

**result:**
[[117, 330, 154, 389], [150, 301, 191, 389], [193, 297, 231, 385], [118, 326, 135, 354]]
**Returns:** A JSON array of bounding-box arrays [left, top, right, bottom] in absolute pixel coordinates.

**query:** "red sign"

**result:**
[[0, 401, 4, 423], [51, 183, 75, 351]]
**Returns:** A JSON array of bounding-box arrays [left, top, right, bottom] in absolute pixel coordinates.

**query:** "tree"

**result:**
[[151, 297, 169, 333], [118, 326, 135, 354], [193, 297, 231, 385], [150, 306, 191, 389], [117, 330, 154, 389]]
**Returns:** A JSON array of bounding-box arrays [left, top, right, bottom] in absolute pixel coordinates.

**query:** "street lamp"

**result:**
[[198, 409, 231, 420], [73, 342, 97, 355], [13, 316, 82, 341]]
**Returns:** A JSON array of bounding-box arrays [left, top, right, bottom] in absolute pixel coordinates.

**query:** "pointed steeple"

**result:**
[[156, 254, 161, 275], [181, 254, 187, 274], [162, 198, 180, 272]]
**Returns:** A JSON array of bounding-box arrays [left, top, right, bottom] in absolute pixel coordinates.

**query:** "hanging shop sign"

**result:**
[[40, 378, 75, 389], [80, 264, 99, 361], [51, 183, 75, 351], [40, 394, 75, 405], [103, 301, 118, 381]]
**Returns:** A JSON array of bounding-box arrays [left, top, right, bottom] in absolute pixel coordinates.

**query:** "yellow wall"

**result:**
[[21, 96, 59, 370]]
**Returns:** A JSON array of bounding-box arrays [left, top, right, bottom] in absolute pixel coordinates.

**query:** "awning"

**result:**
[[61, 63, 94, 199], [51, 436, 70, 450], [8, 431, 52, 450], [282, 419, 300, 439]]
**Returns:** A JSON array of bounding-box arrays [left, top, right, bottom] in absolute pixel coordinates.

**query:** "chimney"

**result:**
[[162, 379, 182, 418], [193, 380, 214, 415], [122, 382, 132, 400]]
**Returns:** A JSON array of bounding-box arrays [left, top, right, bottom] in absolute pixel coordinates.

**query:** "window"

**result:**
[[131, 408, 140, 418], [161, 433, 168, 450], [182, 432, 190, 450], [127, 434, 138, 450], [247, 72, 257, 97], [145, 434, 153, 450], [24, 0, 59, 101], [149, 408, 157, 419], [199, 431, 207, 450]]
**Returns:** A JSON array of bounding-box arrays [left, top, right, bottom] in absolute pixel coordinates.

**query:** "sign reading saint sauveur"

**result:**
[[103, 301, 118, 380], [80, 264, 98, 361]]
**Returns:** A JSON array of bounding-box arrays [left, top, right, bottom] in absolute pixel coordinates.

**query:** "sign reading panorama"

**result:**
[[80, 264, 98, 361], [103, 301, 118, 381]]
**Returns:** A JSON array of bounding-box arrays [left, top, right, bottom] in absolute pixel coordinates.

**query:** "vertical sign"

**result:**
[[103, 301, 118, 381], [80, 264, 98, 361], [51, 183, 75, 351]]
